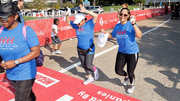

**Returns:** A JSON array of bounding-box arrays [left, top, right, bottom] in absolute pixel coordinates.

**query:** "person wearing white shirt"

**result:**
[[51, 18, 62, 54]]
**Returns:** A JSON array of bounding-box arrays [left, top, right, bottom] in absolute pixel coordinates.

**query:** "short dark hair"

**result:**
[[53, 18, 59, 24]]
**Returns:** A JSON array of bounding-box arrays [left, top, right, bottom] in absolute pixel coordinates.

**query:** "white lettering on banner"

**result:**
[[56, 94, 74, 101], [0, 77, 15, 95], [60, 26, 73, 31], [99, 17, 104, 26], [35, 72, 60, 88], [78, 91, 102, 101], [97, 91, 130, 101], [36, 31, 45, 36]]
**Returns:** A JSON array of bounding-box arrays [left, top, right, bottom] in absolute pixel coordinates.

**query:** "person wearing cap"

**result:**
[[65, 4, 99, 85], [0, 2, 39, 100], [101, 8, 142, 94], [12, 0, 25, 24]]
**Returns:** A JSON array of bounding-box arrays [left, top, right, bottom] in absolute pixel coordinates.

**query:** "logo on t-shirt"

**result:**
[[117, 30, 126, 35], [0, 37, 17, 50]]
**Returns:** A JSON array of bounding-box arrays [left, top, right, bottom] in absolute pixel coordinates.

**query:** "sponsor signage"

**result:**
[[0, 67, 141, 101]]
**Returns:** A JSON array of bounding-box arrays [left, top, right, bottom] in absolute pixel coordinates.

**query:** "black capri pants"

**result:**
[[115, 52, 139, 84], [78, 54, 95, 75]]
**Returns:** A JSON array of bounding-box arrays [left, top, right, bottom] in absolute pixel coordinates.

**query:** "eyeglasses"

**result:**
[[119, 13, 128, 17], [0, 15, 12, 21]]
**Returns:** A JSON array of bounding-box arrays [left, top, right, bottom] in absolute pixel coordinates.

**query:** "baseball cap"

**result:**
[[97, 32, 109, 47], [73, 13, 85, 24], [12, 0, 19, 1], [0, 3, 20, 19]]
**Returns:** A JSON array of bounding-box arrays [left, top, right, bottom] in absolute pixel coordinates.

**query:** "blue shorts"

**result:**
[[51, 36, 62, 44]]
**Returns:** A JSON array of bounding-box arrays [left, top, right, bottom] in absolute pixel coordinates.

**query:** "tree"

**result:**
[[134, 0, 145, 8], [33, 0, 47, 10]]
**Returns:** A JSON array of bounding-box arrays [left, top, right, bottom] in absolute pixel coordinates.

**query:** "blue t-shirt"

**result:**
[[70, 19, 95, 54], [111, 21, 139, 54], [0, 23, 39, 81]]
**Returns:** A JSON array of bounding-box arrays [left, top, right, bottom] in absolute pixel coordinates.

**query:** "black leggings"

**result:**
[[78, 54, 96, 75], [10, 78, 36, 101], [115, 52, 139, 84]]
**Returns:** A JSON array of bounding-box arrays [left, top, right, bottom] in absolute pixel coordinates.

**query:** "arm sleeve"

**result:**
[[111, 27, 117, 38], [87, 19, 95, 28], [70, 21, 78, 29], [26, 26, 39, 48]]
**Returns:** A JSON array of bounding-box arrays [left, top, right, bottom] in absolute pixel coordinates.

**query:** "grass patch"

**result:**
[[103, 5, 140, 12], [23, 16, 40, 21]]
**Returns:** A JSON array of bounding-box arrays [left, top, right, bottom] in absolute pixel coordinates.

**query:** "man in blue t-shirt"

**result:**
[[66, 4, 99, 85]]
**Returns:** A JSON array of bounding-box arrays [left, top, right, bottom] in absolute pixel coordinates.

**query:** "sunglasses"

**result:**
[[0, 15, 12, 21], [119, 13, 128, 17]]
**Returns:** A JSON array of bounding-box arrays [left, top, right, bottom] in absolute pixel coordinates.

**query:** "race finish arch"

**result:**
[[0, 67, 141, 101]]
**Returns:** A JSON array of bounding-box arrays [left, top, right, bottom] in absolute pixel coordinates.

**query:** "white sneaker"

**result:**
[[127, 85, 135, 94], [51, 51, 56, 55], [94, 69, 99, 80], [83, 77, 94, 85], [123, 77, 130, 86], [55, 50, 62, 54]]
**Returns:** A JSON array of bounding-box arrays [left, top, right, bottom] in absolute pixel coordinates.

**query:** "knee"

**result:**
[[115, 69, 125, 76]]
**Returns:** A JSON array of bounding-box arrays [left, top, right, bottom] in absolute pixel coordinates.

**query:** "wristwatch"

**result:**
[[14, 59, 20, 66]]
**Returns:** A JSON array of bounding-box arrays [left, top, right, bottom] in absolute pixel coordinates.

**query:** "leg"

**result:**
[[115, 52, 127, 76], [10, 79, 36, 101], [55, 37, 62, 54], [126, 53, 139, 84]]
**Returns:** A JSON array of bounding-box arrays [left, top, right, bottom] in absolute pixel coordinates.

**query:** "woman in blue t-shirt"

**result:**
[[0, 3, 39, 100], [65, 5, 99, 85], [101, 8, 142, 94]]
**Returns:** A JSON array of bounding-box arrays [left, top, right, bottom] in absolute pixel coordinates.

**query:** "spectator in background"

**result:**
[[12, 0, 25, 24], [51, 18, 62, 55], [171, 3, 174, 12], [0, 2, 39, 100], [175, 2, 179, 18], [165, 4, 168, 14]]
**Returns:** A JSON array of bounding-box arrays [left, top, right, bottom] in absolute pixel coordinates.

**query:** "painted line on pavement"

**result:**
[[59, 18, 171, 73]]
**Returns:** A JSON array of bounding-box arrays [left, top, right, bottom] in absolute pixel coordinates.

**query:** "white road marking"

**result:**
[[59, 18, 171, 73]]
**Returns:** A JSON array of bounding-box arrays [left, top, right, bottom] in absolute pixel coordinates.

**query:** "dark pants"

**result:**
[[115, 52, 139, 84], [10, 78, 36, 101], [78, 54, 95, 75]]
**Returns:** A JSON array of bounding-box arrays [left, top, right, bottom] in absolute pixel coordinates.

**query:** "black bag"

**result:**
[[77, 44, 94, 55]]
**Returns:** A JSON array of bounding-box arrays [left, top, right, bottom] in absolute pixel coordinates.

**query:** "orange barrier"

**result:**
[[25, 8, 169, 46]]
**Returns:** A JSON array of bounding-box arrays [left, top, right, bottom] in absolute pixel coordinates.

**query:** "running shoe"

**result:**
[[123, 77, 130, 85], [55, 50, 62, 54], [127, 85, 135, 94], [94, 68, 99, 80], [83, 77, 94, 85], [51, 51, 56, 55]]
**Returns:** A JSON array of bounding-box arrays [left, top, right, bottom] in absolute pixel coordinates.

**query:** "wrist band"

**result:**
[[86, 10, 88, 13], [132, 23, 136, 25]]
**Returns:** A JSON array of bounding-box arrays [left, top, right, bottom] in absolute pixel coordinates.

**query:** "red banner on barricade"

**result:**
[[25, 8, 168, 46]]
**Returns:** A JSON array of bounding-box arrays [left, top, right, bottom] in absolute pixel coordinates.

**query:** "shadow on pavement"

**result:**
[[139, 18, 180, 100]]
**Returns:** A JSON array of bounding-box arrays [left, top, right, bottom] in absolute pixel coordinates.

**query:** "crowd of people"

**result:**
[[1, 0, 178, 100]]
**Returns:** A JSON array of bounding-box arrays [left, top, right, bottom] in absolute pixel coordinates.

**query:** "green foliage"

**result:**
[[103, 5, 138, 12], [55, 3, 61, 9], [63, 2, 74, 8], [134, 0, 145, 4], [149, 2, 153, 6]]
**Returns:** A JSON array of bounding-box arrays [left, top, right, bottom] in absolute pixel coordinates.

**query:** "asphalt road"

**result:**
[[1, 14, 180, 101]]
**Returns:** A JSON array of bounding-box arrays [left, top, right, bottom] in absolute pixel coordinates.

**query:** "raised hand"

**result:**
[[79, 4, 87, 13]]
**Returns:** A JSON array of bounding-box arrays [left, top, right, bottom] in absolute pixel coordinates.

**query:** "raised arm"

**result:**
[[131, 15, 142, 38], [79, 4, 98, 24]]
